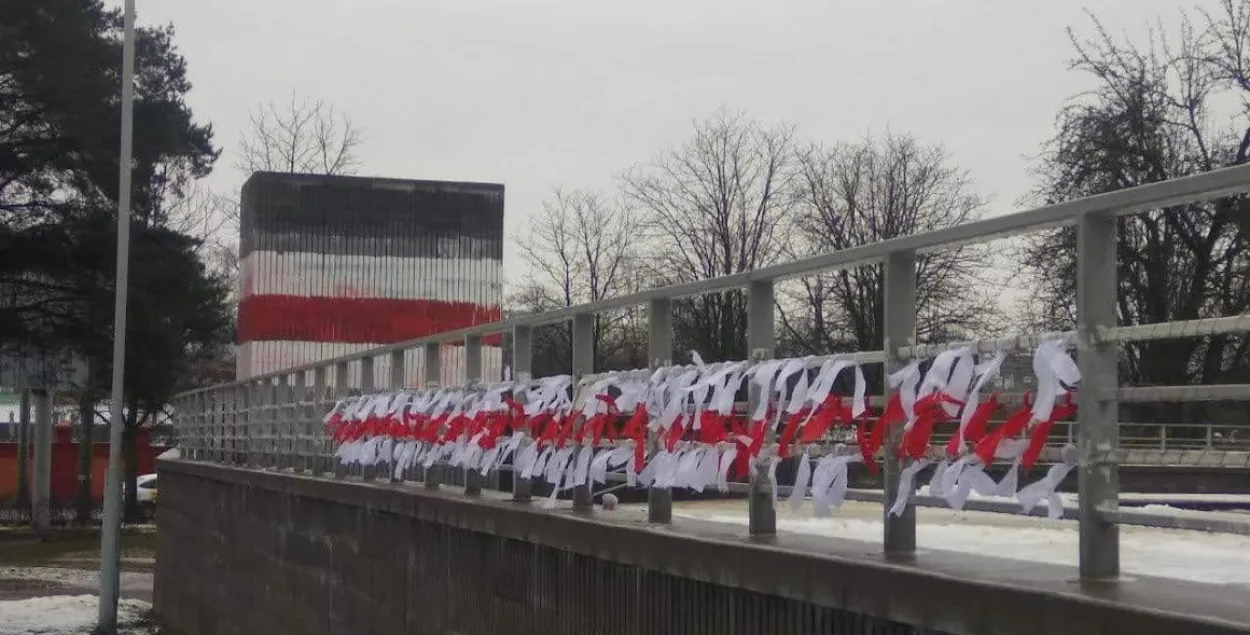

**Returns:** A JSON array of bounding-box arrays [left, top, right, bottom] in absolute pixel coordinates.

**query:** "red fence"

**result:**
[[0, 426, 164, 502]]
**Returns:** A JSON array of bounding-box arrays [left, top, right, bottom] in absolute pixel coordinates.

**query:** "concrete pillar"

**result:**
[[16, 388, 30, 509], [647, 297, 673, 524], [883, 250, 918, 557], [31, 387, 52, 534], [746, 280, 776, 538], [1077, 211, 1121, 581]]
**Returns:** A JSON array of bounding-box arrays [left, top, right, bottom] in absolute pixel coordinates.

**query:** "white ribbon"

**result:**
[[888, 458, 931, 517], [787, 450, 812, 513], [1017, 444, 1079, 519]]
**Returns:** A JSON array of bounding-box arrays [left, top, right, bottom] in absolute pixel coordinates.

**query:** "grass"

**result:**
[[0, 528, 157, 571]]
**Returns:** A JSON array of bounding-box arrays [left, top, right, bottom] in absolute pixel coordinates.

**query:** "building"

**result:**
[[236, 173, 505, 384]]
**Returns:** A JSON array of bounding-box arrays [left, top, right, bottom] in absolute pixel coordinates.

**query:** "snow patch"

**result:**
[[688, 513, 1250, 586], [0, 595, 151, 634]]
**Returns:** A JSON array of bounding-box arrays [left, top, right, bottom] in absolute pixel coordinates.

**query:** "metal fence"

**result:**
[[171, 165, 1250, 584]]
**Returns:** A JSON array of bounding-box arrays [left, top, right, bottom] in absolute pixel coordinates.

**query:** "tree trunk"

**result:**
[[123, 422, 140, 523], [76, 376, 95, 526]]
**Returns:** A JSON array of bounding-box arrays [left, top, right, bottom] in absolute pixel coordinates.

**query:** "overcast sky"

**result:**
[[112, 0, 1197, 282]]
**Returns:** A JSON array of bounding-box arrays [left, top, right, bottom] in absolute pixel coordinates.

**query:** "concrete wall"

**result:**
[[155, 460, 1250, 635]]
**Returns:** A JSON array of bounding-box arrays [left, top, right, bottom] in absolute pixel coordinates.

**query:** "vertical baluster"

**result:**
[[883, 250, 918, 556], [1077, 211, 1120, 581]]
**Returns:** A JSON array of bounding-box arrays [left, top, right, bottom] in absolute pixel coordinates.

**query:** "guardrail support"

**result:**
[[884, 250, 918, 557], [360, 357, 376, 481], [332, 361, 350, 478], [386, 350, 406, 481], [1077, 211, 1121, 582], [464, 336, 484, 496], [511, 326, 534, 502], [311, 367, 327, 474], [423, 343, 442, 490], [512, 325, 533, 380], [647, 297, 674, 523], [278, 375, 293, 470], [572, 313, 595, 512], [747, 280, 777, 538], [191, 393, 204, 461]]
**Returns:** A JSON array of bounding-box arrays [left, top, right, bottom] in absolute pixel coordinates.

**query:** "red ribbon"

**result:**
[[861, 393, 906, 473], [799, 395, 844, 444], [973, 393, 1033, 465], [1020, 391, 1077, 469], [900, 393, 964, 460], [777, 408, 810, 458], [619, 405, 649, 471]]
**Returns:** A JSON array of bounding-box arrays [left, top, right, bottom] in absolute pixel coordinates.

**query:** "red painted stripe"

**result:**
[[238, 295, 504, 345]]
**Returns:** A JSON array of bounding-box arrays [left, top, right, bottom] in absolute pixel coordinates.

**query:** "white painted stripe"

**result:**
[[236, 340, 504, 386], [239, 251, 503, 305]]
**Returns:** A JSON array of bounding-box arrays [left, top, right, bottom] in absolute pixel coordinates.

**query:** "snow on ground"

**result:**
[[905, 487, 1250, 521], [673, 500, 1250, 587], [0, 595, 152, 635], [0, 567, 150, 589]]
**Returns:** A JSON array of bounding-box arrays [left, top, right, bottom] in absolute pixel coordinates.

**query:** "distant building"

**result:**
[[235, 173, 505, 384]]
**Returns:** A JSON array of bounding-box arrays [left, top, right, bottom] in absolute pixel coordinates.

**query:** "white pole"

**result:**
[[98, 0, 137, 629]]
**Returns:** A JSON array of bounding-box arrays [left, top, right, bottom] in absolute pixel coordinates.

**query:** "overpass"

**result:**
[[159, 166, 1250, 634]]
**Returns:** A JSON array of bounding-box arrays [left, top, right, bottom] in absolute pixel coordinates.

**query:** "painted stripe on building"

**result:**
[[242, 233, 503, 260], [239, 252, 502, 303], [236, 341, 504, 387], [239, 173, 504, 258], [237, 296, 502, 344]]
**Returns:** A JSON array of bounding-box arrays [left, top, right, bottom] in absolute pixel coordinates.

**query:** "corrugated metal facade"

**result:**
[[236, 173, 505, 384]]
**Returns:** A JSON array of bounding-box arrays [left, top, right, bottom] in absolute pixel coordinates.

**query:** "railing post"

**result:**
[[360, 356, 376, 481], [234, 384, 248, 466], [290, 372, 306, 472], [332, 361, 350, 478], [647, 297, 674, 524], [279, 376, 294, 469], [390, 349, 406, 390], [247, 381, 262, 468], [511, 326, 534, 502], [883, 250, 918, 557], [424, 342, 442, 489], [192, 393, 205, 461], [1077, 211, 1120, 582], [571, 313, 595, 512], [388, 350, 406, 482], [747, 280, 776, 538], [464, 336, 484, 496], [212, 392, 222, 461], [312, 366, 328, 474], [268, 378, 281, 469]]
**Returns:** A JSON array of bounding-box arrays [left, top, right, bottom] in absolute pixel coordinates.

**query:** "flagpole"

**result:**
[[98, 0, 137, 629]]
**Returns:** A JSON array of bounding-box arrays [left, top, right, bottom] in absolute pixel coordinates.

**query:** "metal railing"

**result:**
[[170, 164, 1250, 584]]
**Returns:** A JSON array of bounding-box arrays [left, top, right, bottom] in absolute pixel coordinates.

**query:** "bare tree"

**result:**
[[621, 109, 797, 361], [778, 133, 998, 358], [1020, 2, 1250, 423], [511, 188, 645, 375], [236, 91, 362, 176]]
